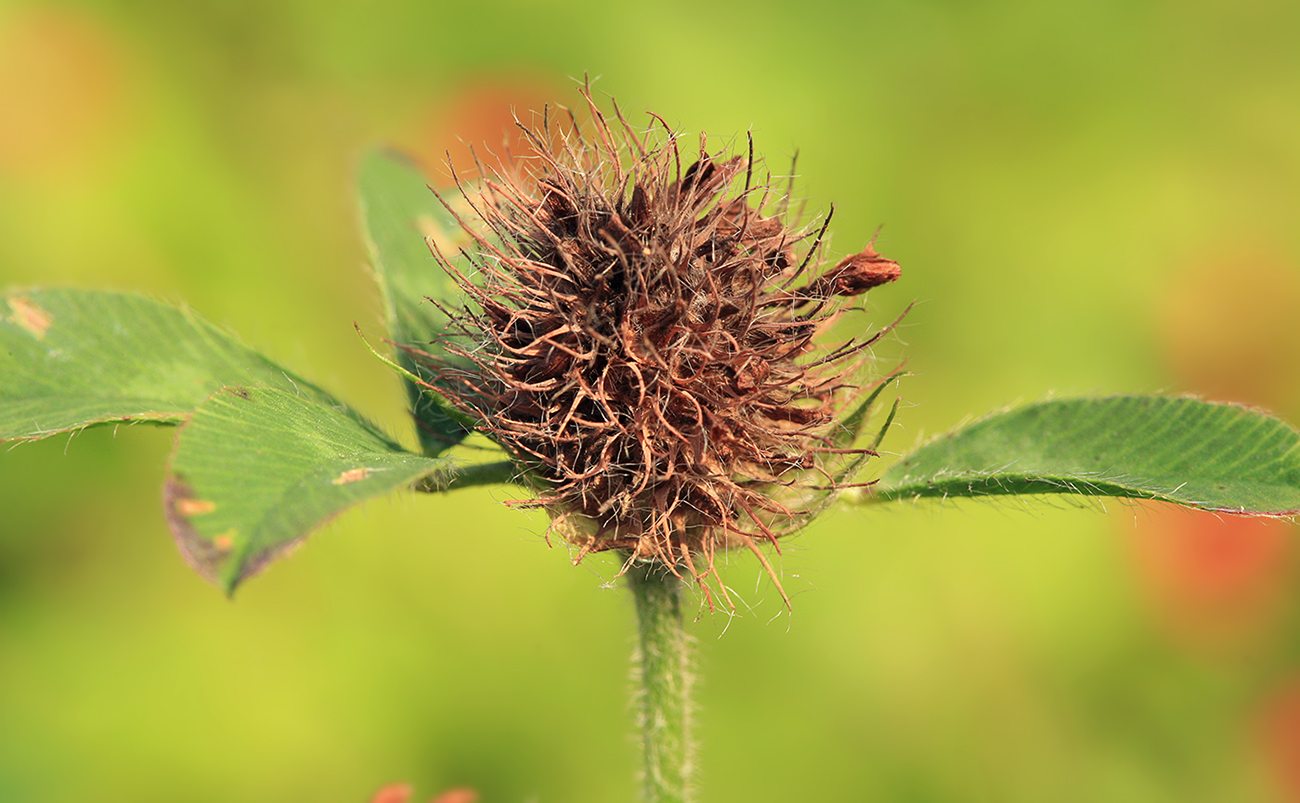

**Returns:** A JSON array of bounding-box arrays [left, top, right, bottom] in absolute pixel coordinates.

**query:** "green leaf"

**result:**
[[165, 386, 453, 594], [1, 289, 332, 443], [357, 148, 473, 456], [867, 395, 1300, 515]]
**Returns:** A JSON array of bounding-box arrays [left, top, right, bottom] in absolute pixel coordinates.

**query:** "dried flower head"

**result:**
[[417, 88, 900, 605]]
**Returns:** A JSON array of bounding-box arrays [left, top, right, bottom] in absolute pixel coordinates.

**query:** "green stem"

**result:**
[[626, 561, 694, 803]]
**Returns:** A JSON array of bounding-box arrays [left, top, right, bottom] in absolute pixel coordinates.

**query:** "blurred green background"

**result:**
[[3, 0, 1300, 801]]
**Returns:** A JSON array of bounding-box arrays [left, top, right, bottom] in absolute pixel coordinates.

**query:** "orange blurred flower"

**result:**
[[369, 783, 479, 803], [1258, 679, 1300, 802], [410, 75, 561, 185], [1158, 251, 1300, 415], [0, 7, 131, 179], [1126, 502, 1293, 646]]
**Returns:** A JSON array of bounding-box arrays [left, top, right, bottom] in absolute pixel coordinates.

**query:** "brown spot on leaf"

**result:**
[[167, 472, 314, 594], [175, 498, 216, 516], [332, 467, 371, 485], [432, 789, 479, 803], [164, 476, 225, 584], [7, 296, 52, 339], [230, 387, 252, 400]]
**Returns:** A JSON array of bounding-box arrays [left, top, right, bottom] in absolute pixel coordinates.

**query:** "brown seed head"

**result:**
[[415, 87, 900, 605]]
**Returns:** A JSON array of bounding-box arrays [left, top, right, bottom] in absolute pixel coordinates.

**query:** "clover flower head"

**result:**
[[417, 87, 901, 605]]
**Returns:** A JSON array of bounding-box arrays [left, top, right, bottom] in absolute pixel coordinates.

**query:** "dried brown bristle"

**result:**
[[413, 86, 901, 607]]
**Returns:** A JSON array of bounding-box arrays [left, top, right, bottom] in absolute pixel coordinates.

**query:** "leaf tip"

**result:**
[[219, 568, 244, 599], [166, 473, 284, 596]]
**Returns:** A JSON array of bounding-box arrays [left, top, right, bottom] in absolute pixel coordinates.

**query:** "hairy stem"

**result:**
[[626, 561, 694, 803]]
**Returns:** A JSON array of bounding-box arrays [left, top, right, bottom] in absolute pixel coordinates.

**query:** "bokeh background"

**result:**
[[3, 0, 1300, 801]]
